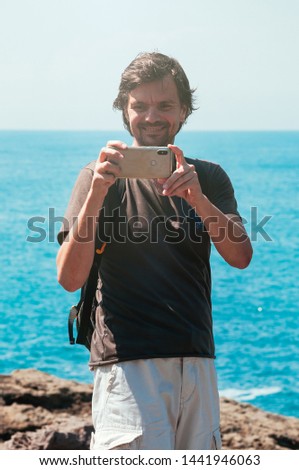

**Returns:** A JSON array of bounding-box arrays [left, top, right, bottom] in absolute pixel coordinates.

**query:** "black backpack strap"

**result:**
[[73, 261, 99, 348], [94, 178, 126, 253], [68, 306, 79, 345]]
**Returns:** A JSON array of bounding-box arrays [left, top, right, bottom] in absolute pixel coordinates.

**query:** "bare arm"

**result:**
[[163, 145, 253, 269], [56, 142, 126, 292]]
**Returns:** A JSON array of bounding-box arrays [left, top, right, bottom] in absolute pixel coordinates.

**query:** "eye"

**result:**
[[159, 102, 173, 111], [132, 103, 146, 112]]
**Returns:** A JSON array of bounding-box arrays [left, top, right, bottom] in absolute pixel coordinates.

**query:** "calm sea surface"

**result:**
[[0, 130, 298, 418]]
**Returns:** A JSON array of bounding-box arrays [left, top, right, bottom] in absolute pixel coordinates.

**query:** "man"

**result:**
[[57, 52, 252, 450]]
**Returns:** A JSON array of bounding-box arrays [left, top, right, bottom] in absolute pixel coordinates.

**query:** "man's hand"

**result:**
[[159, 144, 252, 269], [160, 144, 204, 207], [91, 140, 127, 198]]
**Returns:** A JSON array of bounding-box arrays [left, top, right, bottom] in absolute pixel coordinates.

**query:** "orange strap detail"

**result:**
[[96, 242, 107, 255]]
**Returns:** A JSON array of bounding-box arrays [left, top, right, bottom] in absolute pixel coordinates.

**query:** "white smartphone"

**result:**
[[111, 146, 175, 179]]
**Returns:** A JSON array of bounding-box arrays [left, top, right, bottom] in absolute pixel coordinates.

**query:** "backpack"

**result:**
[[67, 178, 126, 350]]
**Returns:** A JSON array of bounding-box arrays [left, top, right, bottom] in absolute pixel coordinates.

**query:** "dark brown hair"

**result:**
[[113, 52, 197, 133]]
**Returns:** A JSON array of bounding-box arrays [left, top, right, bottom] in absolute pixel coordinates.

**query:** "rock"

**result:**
[[5, 417, 93, 450], [0, 369, 93, 450], [0, 369, 298, 450], [220, 397, 299, 450], [0, 369, 92, 411], [0, 403, 53, 434]]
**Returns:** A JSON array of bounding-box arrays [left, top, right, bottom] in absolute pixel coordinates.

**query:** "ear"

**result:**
[[180, 105, 187, 123], [124, 106, 129, 122]]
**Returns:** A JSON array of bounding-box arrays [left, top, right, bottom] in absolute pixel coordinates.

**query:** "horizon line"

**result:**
[[0, 128, 298, 133]]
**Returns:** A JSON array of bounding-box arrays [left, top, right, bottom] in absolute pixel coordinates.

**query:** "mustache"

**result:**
[[138, 122, 168, 129]]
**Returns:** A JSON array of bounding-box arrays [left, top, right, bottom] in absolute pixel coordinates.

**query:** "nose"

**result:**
[[144, 106, 160, 123]]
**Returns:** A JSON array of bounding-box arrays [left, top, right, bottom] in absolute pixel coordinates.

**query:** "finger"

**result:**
[[102, 173, 117, 185], [92, 168, 116, 190], [163, 163, 195, 190], [98, 146, 124, 163], [168, 144, 185, 167], [156, 177, 167, 184], [107, 140, 128, 150], [99, 160, 122, 178], [164, 172, 196, 196]]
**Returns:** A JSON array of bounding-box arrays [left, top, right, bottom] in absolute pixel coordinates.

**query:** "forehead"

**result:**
[[128, 75, 180, 104]]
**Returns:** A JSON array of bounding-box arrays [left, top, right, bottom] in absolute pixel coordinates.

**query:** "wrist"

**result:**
[[85, 186, 106, 214], [191, 192, 208, 214]]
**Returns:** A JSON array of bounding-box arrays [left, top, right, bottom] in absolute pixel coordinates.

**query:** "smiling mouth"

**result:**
[[141, 125, 166, 133]]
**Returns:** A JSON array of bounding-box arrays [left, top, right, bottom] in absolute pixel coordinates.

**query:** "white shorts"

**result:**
[[90, 357, 221, 450]]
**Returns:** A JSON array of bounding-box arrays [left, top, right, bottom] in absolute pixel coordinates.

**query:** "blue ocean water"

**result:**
[[0, 130, 298, 419]]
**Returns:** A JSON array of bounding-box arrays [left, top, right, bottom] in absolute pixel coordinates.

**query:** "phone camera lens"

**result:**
[[157, 149, 167, 155]]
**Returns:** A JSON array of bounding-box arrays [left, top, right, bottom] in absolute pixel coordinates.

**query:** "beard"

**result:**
[[133, 122, 176, 147]]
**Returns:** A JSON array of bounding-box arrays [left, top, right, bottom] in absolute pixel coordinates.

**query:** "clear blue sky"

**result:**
[[1, 0, 298, 130]]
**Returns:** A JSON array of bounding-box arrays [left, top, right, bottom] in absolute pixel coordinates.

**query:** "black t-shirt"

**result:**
[[58, 158, 240, 366]]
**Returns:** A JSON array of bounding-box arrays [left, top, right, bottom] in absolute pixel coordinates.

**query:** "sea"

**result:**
[[0, 130, 298, 419]]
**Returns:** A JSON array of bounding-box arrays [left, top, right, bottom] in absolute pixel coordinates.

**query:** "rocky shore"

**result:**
[[0, 369, 298, 450]]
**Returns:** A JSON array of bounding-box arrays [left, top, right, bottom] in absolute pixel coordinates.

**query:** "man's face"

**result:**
[[126, 75, 187, 146]]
